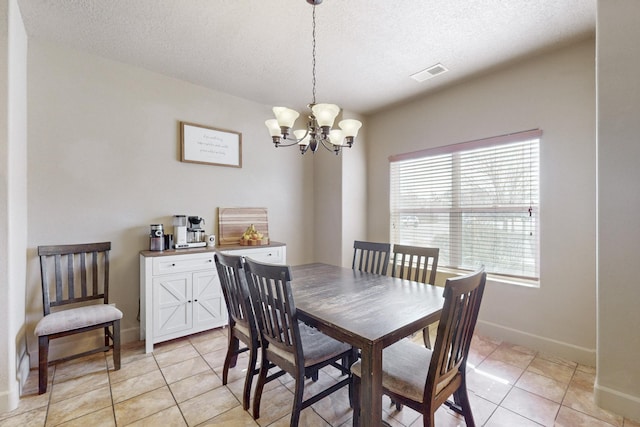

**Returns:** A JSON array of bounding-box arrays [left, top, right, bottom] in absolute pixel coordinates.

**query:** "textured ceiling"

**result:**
[[17, 0, 596, 115]]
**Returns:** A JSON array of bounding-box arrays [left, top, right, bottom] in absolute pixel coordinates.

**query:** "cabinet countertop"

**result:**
[[139, 241, 286, 257]]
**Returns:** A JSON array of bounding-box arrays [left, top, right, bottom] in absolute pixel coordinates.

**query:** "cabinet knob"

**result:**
[[188, 300, 192, 303], [171, 263, 176, 267]]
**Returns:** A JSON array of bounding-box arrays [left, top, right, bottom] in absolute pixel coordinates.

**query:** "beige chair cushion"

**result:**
[[268, 323, 351, 367], [351, 338, 454, 403], [34, 304, 123, 336]]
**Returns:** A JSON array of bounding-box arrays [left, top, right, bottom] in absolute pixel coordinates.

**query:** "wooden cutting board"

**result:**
[[218, 207, 269, 245]]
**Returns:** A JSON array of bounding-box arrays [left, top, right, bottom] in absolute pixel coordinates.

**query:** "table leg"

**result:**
[[358, 342, 383, 427]]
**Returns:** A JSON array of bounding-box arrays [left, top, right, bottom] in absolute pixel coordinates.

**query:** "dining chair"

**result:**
[[350, 267, 486, 427], [352, 240, 391, 275], [34, 242, 123, 394], [214, 253, 277, 411], [391, 244, 440, 348], [243, 257, 355, 427]]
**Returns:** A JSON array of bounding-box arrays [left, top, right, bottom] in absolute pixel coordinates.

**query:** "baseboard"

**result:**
[[0, 389, 19, 414], [0, 343, 28, 413], [121, 325, 141, 345], [475, 320, 596, 366], [595, 383, 640, 422], [17, 347, 30, 394]]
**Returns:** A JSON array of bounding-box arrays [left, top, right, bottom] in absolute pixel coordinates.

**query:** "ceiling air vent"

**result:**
[[410, 63, 449, 82]]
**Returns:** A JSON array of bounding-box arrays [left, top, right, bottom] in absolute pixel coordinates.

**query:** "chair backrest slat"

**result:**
[[391, 244, 439, 285], [352, 240, 391, 275], [426, 268, 486, 402], [69, 252, 77, 300], [38, 242, 112, 314]]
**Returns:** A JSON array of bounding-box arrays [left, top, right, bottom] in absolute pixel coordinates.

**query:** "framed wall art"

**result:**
[[180, 121, 242, 168]]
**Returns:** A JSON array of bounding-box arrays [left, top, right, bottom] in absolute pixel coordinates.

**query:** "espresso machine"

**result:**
[[187, 216, 207, 247], [173, 215, 207, 248]]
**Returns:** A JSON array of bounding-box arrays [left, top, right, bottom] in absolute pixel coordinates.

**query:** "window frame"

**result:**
[[389, 129, 542, 282]]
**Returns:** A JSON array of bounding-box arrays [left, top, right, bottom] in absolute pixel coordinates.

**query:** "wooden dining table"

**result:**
[[291, 263, 445, 427]]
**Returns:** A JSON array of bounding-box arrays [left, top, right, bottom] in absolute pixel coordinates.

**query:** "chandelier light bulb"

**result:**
[[273, 107, 300, 128], [311, 103, 340, 128], [294, 129, 311, 147], [265, 119, 281, 137], [329, 129, 344, 146], [338, 119, 362, 138]]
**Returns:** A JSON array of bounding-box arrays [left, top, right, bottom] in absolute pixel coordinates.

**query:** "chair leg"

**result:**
[[423, 410, 436, 427], [242, 343, 259, 411], [252, 349, 270, 419], [456, 379, 476, 427], [291, 372, 305, 427], [38, 335, 49, 394], [352, 375, 360, 426], [113, 320, 121, 370], [222, 336, 240, 385], [422, 325, 432, 348]]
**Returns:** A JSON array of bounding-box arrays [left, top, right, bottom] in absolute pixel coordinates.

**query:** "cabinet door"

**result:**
[[153, 273, 192, 338], [192, 271, 227, 331]]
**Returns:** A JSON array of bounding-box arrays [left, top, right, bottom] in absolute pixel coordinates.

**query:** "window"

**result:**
[[390, 130, 541, 280]]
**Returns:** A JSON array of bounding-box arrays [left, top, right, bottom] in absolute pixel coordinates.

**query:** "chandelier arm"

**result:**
[[275, 128, 312, 147], [275, 139, 304, 148], [319, 139, 342, 154]]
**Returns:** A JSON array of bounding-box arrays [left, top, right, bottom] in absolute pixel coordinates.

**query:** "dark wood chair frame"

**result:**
[[244, 258, 355, 427], [352, 268, 487, 427], [36, 242, 121, 394], [214, 252, 284, 411], [352, 240, 391, 275], [391, 244, 440, 347]]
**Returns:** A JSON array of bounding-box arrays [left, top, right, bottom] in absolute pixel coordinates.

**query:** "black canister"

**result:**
[[164, 234, 173, 250]]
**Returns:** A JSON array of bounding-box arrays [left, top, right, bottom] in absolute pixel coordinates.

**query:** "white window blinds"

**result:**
[[389, 130, 541, 280]]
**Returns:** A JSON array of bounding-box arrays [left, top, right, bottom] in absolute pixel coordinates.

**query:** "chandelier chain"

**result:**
[[311, 4, 317, 105], [266, 0, 361, 155]]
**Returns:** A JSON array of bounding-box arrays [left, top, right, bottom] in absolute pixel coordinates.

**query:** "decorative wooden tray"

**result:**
[[218, 207, 269, 245]]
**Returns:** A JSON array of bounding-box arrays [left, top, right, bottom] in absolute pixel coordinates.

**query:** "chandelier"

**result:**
[[264, 0, 362, 155]]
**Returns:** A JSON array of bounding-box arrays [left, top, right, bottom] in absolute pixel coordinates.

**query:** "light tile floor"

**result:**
[[1, 328, 638, 427]]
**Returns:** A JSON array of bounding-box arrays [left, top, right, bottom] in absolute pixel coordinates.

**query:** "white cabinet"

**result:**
[[140, 243, 286, 353], [140, 249, 227, 353]]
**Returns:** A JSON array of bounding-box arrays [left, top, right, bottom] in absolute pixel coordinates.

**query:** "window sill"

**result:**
[[436, 267, 540, 289]]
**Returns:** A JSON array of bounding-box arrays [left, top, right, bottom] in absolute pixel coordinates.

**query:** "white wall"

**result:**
[[0, 0, 28, 412], [367, 39, 597, 364], [595, 0, 640, 420], [25, 40, 317, 362], [312, 112, 368, 268]]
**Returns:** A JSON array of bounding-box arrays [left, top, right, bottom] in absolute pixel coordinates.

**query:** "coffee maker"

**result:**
[[173, 215, 208, 248], [187, 216, 207, 247]]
